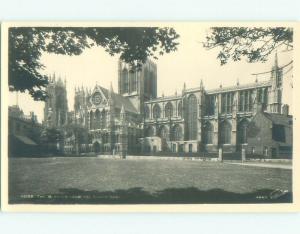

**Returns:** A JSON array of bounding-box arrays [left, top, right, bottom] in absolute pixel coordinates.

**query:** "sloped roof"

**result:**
[[206, 80, 272, 94], [96, 86, 138, 114], [263, 112, 293, 126]]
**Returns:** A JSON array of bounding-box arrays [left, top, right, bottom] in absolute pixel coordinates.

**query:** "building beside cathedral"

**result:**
[[44, 54, 293, 158]]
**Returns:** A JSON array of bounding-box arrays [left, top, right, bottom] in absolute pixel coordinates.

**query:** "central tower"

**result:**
[[118, 59, 157, 115]]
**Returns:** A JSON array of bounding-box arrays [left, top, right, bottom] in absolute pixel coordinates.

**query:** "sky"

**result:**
[[8, 25, 293, 122]]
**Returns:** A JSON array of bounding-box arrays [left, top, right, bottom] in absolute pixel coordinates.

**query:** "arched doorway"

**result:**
[[93, 141, 101, 153]]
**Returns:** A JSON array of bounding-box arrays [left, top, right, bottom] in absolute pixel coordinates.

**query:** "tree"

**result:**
[[9, 27, 179, 100], [203, 27, 293, 65], [40, 127, 63, 154]]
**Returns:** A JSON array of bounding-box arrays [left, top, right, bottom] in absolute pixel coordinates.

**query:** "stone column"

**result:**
[[241, 148, 246, 162], [218, 147, 223, 162]]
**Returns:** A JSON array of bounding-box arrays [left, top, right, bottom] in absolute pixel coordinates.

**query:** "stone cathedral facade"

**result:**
[[44, 54, 292, 157]]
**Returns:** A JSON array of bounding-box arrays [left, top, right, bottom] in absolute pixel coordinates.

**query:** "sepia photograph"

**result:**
[[1, 22, 298, 211]]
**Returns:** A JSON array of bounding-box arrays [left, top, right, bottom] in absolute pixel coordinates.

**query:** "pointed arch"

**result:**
[[203, 122, 214, 144], [171, 124, 183, 141], [158, 125, 169, 140], [153, 104, 161, 119], [187, 94, 198, 140], [145, 126, 155, 137], [122, 68, 129, 93], [101, 109, 106, 128], [177, 100, 182, 117], [90, 111, 94, 129], [165, 102, 173, 118], [238, 119, 249, 144], [95, 109, 100, 129], [220, 120, 232, 144]]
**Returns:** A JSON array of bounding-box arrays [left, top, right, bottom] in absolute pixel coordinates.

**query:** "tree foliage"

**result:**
[[9, 27, 179, 100], [203, 27, 293, 65]]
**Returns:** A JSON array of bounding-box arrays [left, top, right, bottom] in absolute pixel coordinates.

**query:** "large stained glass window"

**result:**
[[187, 94, 198, 140], [165, 102, 173, 118], [238, 119, 248, 144], [220, 121, 232, 144], [177, 101, 182, 117], [172, 124, 182, 141], [203, 122, 213, 144], [153, 104, 161, 119], [123, 68, 129, 93]]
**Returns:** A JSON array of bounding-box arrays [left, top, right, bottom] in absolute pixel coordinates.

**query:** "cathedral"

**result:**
[[44, 54, 293, 158]]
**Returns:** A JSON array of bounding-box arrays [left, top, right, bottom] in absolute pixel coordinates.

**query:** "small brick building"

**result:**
[[247, 105, 293, 158]]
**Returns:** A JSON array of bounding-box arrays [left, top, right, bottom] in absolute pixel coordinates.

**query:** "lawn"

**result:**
[[9, 157, 292, 204]]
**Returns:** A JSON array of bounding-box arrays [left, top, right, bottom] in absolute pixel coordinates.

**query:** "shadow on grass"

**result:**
[[10, 187, 292, 204]]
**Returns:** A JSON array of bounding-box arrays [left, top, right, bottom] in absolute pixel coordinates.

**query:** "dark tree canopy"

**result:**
[[9, 27, 179, 100], [203, 27, 293, 65]]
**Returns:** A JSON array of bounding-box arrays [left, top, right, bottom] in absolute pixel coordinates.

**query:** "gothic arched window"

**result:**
[[129, 71, 136, 92], [101, 110, 106, 128], [220, 121, 232, 144], [153, 104, 161, 119], [238, 119, 248, 144], [145, 126, 155, 137], [177, 101, 182, 117], [95, 109, 100, 129], [90, 111, 94, 129], [165, 102, 173, 118], [172, 125, 182, 141], [122, 69, 129, 93], [203, 122, 213, 144], [144, 105, 150, 119], [187, 94, 198, 140], [159, 126, 169, 140]]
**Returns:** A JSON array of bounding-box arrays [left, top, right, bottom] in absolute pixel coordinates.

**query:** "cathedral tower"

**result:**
[[118, 59, 157, 115], [44, 74, 68, 128], [269, 52, 283, 114]]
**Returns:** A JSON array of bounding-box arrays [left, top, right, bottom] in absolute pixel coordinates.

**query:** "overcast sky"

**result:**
[[8, 25, 293, 122]]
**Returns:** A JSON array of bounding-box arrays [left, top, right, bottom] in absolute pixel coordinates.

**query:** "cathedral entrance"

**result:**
[[93, 141, 101, 153]]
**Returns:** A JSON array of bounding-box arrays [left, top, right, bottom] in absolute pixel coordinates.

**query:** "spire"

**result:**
[[108, 82, 114, 105], [53, 72, 56, 82], [200, 79, 203, 89], [182, 82, 186, 94], [236, 78, 239, 86], [120, 104, 126, 123], [121, 104, 125, 115], [274, 50, 278, 68]]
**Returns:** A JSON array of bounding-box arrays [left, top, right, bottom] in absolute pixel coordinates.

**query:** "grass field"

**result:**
[[9, 157, 292, 204]]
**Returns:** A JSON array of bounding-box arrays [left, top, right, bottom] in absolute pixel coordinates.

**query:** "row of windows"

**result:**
[[145, 101, 183, 119], [205, 89, 269, 116], [145, 94, 198, 141], [145, 120, 249, 145], [145, 124, 183, 141]]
